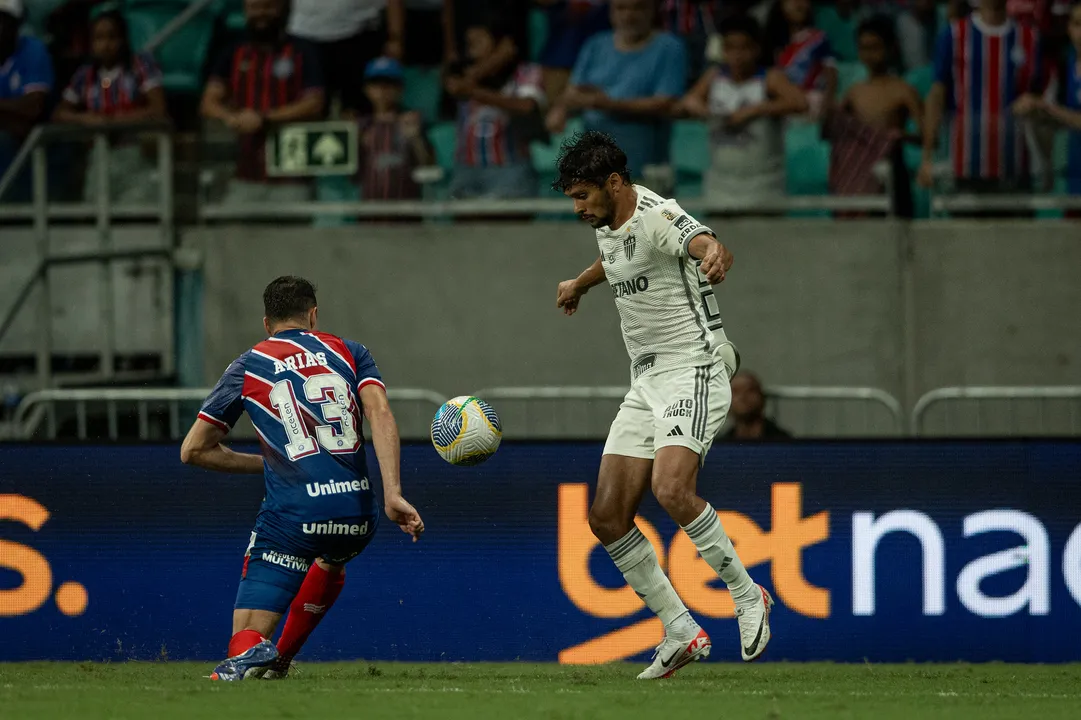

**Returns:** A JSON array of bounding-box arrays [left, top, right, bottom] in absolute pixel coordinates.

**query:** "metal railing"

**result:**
[[765, 385, 905, 437], [18, 385, 1081, 439], [931, 194, 1081, 213], [912, 386, 1081, 437], [198, 193, 893, 221], [14, 384, 905, 441], [474, 385, 906, 438], [14, 387, 448, 441], [0, 121, 176, 389]]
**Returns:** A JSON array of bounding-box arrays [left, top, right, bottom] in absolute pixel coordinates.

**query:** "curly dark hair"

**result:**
[[719, 14, 762, 44], [263, 276, 317, 323], [552, 130, 631, 192], [857, 14, 898, 50]]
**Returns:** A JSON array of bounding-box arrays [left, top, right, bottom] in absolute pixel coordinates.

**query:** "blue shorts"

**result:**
[[234, 511, 378, 613]]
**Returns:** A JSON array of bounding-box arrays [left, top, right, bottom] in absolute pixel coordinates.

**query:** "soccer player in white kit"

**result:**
[[554, 131, 774, 678]]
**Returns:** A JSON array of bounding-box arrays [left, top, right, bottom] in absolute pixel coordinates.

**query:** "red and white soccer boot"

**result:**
[[636, 627, 712, 680]]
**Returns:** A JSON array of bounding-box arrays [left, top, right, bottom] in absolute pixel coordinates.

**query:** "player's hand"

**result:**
[[699, 240, 733, 284], [917, 159, 936, 189], [233, 109, 264, 134], [546, 105, 568, 134], [675, 96, 709, 119], [726, 105, 761, 129], [1011, 93, 1041, 116], [399, 111, 423, 140], [556, 279, 587, 316], [385, 494, 424, 542]]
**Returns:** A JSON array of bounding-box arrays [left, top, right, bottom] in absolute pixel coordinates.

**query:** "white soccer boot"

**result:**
[[636, 626, 711, 680], [736, 584, 775, 662]]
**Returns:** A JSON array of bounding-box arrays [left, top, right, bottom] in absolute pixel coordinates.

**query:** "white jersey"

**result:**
[[596, 185, 725, 381]]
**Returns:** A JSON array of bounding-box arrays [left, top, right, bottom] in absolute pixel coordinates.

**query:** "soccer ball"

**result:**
[[430, 396, 502, 466]]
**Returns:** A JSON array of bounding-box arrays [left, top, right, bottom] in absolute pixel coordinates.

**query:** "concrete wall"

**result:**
[[0, 228, 172, 358], [184, 220, 1081, 437]]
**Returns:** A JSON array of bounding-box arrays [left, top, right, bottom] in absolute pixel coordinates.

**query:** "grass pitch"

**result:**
[[1, 662, 1079, 719]]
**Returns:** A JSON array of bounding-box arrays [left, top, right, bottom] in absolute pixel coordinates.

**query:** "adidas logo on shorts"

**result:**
[[667, 426, 684, 437]]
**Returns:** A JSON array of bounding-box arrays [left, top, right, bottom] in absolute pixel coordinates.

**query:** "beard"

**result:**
[[580, 190, 615, 228]]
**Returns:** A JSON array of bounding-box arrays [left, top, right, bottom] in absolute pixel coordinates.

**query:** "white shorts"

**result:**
[[603, 358, 731, 465]]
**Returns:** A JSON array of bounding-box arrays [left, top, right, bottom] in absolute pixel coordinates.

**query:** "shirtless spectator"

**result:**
[[827, 16, 920, 216]]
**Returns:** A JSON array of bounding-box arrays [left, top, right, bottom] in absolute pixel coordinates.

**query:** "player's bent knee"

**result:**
[[588, 505, 633, 545], [651, 475, 696, 515], [232, 608, 282, 637]]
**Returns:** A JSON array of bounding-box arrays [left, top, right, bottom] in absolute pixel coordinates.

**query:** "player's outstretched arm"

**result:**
[[180, 419, 264, 474], [688, 234, 733, 285], [556, 256, 606, 316], [361, 384, 425, 542]]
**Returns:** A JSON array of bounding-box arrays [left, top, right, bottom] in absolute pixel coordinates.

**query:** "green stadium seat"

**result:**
[[905, 65, 934, 100], [530, 117, 583, 175], [313, 176, 359, 227], [669, 120, 709, 198], [670, 120, 710, 174], [1053, 128, 1069, 178], [813, 7, 859, 63], [529, 8, 549, 63], [216, 0, 245, 31], [23, 0, 66, 38], [785, 119, 831, 217], [835, 61, 868, 97], [402, 67, 443, 124], [428, 121, 458, 172], [785, 120, 829, 194], [125, 0, 216, 94]]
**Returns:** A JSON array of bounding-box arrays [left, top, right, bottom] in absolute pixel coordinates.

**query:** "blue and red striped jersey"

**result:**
[[209, 36, 324, 181], [62, 52, 162, 115], [933, 14, 1043, 180], [455, 63, 545, 168], [776, 28, 835, 92], [198, 329, 383, 521], [358, 115, 424, 200]]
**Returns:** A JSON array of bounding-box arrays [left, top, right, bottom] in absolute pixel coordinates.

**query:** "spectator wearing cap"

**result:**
[[444, 19, 546, 199], [546, 0, 687, 177], [288, 0, 405, 116], [357, 57, 433, 200], [53, 4, 169, 204], [201, 0, 325, 205], [0, 0, 53, 199]]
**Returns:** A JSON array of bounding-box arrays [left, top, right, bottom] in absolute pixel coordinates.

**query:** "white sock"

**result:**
[[605, 526, 697, 639], [682, 503, 758, 606]]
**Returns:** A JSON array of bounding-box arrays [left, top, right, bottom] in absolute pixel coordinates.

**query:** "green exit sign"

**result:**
[[266, 121, 358, 177]]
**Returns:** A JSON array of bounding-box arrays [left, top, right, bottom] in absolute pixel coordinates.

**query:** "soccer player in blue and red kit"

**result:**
[[181, 276, 424, 681]]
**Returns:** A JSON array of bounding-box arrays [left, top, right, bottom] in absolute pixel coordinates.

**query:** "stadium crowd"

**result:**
[[1, 0, 1080, 215]]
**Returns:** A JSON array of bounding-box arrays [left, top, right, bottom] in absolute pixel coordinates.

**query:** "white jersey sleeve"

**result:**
[[595, 186, 726, 381], [640, 200, 716, 258]]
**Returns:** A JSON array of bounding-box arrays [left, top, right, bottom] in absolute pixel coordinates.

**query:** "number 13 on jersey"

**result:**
[[268, 375, 360, 461]]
